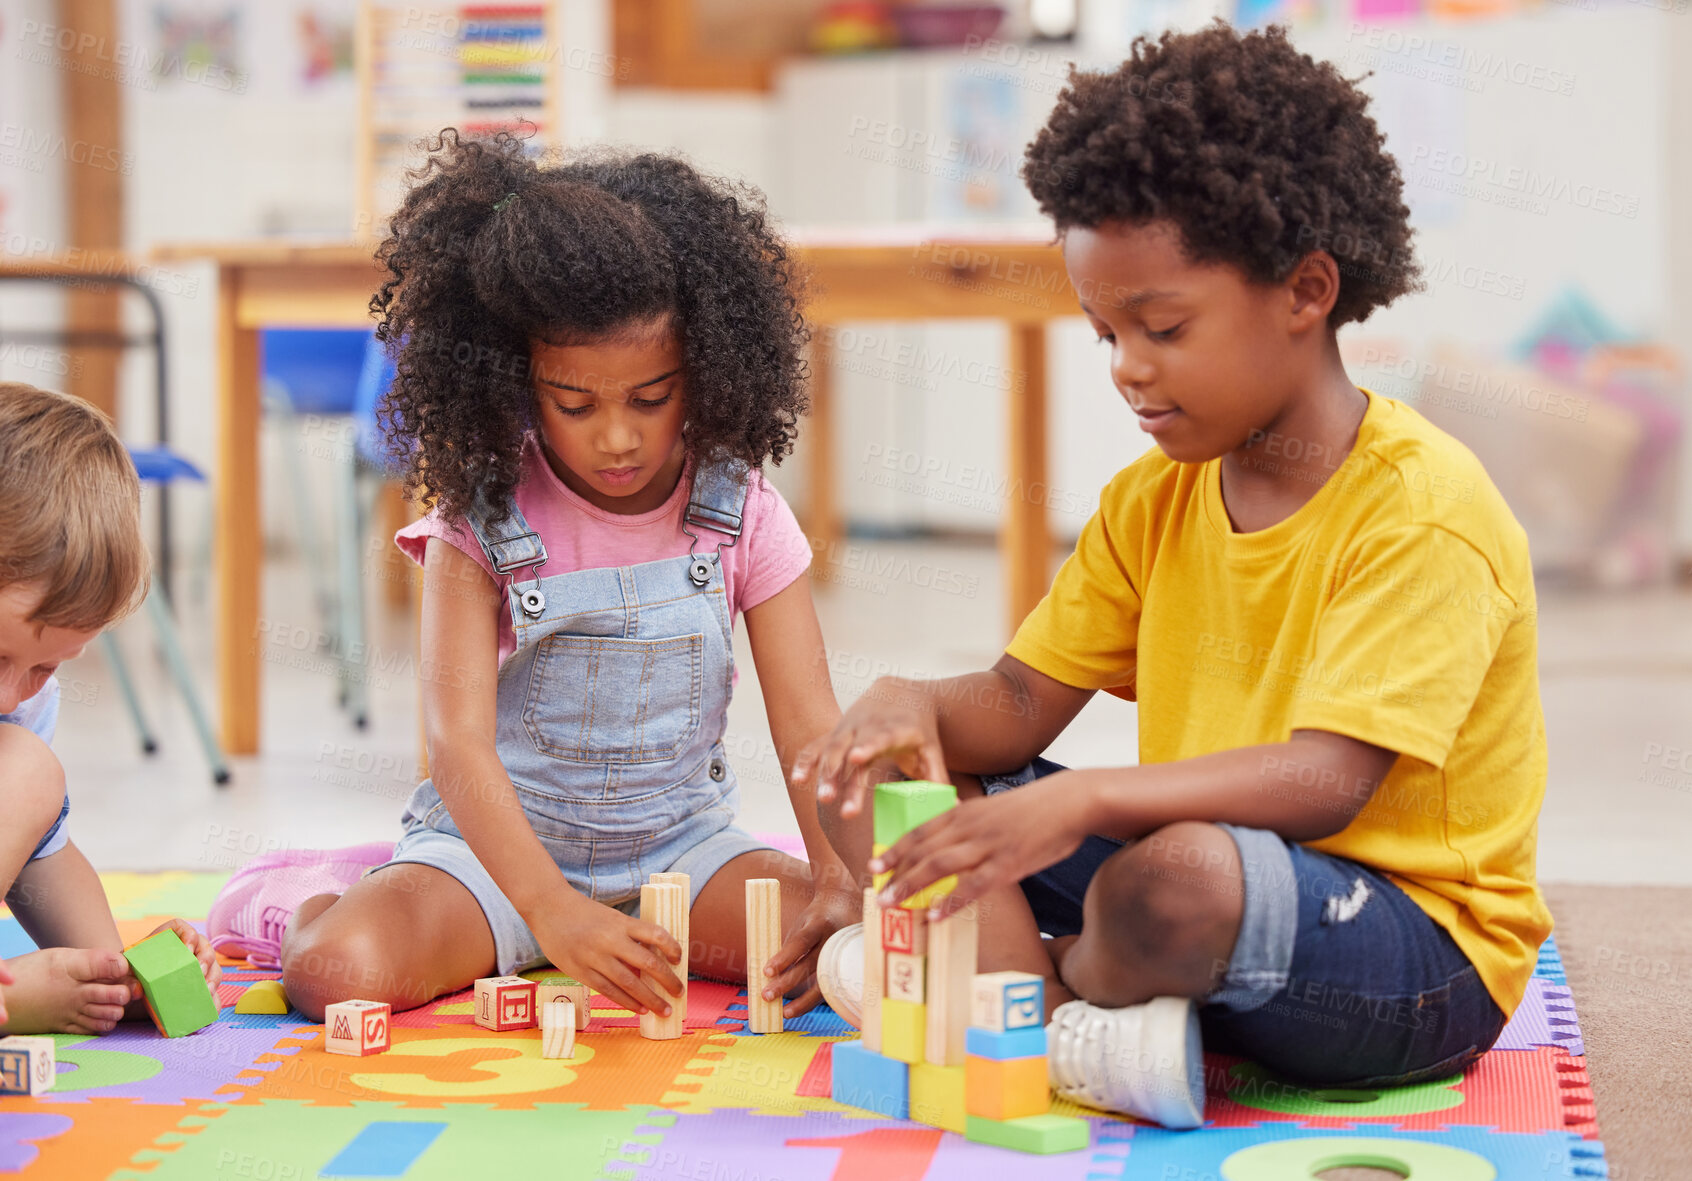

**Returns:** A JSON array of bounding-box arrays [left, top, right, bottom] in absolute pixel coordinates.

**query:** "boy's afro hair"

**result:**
[[1023, 21, 1421, 327]]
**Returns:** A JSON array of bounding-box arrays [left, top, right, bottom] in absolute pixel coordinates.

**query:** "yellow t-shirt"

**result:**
[[1006, 389, 1550, 1015]]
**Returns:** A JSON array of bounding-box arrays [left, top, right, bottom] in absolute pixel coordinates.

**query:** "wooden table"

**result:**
[[154, 232, 1077, 755]]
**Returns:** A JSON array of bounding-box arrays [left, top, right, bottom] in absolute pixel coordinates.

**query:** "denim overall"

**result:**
[[387, 459, 769, 973]]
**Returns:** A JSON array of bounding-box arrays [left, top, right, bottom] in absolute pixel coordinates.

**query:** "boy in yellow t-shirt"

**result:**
[[795, 22, 1549, 1126]]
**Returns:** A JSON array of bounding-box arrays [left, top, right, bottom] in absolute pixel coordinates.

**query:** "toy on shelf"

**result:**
[[745, 877, 784, 1033], [0, 1036, 55, 1095], [540, 998, 577, 1059], [124, 930, 219, 1037], [474, 976, 537, 1032], [640, 878, 688, 1040], [830, 781, 1089, 1155], [234, 979, 290, 1015], [325, 999, 391, 1056]]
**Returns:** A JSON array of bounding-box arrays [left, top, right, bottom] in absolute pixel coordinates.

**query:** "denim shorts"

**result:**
[[381, 818, 772, 977], [982, 758, 1508, 1088]]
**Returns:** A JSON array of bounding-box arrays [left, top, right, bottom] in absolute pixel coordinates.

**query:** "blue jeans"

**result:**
[[983, 758, 1508, 1088]]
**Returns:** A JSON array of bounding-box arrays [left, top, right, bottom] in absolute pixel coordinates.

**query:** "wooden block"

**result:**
[[531, 974, 591, 1030], [540, 998, 577, 1059], [862, 887, 883, 1054], [880, 905, 928, 955], [830, 1041, 908, 1119], [971, 970, 1045, 1032], [967, 1025, 1047, 1060], [924, 900, 978, 1067], [474, 976, 537, 1032], [873, 780, 957, 846], [648, 871, 692, 982], [964, 1112, 1089, 1154], [880, 998, 926, 1064], [0, 1036, 55, 1095], [640, 881, 688, 1039], [872, 841, 956, 913], [909, 1061, 968, 1133], [125, 930, 218, 1038], [325, 999, 391, 1056], [744, 877, 783, 1034], [885, 951, 926, 1003], [965, 1052, 1049, 1120], [234, 979, 290, 1015]]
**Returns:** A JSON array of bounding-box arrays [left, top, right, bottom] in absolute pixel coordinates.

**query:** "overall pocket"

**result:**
[[522, 633, 703, 764]]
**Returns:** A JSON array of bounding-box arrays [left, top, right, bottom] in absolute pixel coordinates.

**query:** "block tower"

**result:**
[[831, 781, 1089, 1155]]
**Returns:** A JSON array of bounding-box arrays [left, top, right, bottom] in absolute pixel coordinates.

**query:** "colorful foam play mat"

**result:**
[[0, 873, 1606, 1179]]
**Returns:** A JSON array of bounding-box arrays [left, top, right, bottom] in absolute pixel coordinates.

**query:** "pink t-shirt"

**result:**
[[396, 435, 814, 666]]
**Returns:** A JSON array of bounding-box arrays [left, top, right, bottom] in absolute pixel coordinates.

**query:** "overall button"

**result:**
[[708, 758, 727, 782]]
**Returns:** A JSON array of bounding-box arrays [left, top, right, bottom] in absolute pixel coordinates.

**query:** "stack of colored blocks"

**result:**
[[830, 781, 1089, 1155]]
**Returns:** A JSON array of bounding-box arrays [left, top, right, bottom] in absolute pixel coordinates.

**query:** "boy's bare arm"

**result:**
[[7, 842, 123, 953], [792, 654, 1095, 815]]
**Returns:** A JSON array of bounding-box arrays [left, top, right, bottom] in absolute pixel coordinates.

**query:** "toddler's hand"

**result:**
[[792, 680, 949, 818], [148, 919, 224, 992], [757, 885, 859, 1019], [535, 896, 684, 1018]]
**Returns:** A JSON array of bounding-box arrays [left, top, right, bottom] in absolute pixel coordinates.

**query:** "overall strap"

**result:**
[[464, 494, 549, 620], [682, 457, 750, 586]]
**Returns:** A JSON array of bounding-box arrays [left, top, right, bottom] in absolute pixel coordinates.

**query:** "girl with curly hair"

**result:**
[[799, 22, 1546, 1125], [214, 131, 860, 1023]]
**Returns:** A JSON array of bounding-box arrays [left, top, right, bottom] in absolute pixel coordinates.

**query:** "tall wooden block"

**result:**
[[881, 998, 926, 1064], [909, 1061, 968, 1133], [0, 1036, 54, 1095], [862, 887, 884, 1053], [641, 882, 688, 1039], [743, 877, 783, 1033], [531, 974, 592, 1030], [325, 999, 391, 1056], [880, 905, 928, 955], [971, 970, 1045, 1032], [648, 872, 692, 987], [474, 976, 537, 1031], [885, 951, 926, 1002], [965, 1052, 1049, 1120], [924, 901, 978, 1066], [540, 998, 577, 1059]]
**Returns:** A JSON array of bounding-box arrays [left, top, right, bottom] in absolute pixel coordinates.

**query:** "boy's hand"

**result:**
[[533, 895, 684, 1018], [792, 680, 949, 818], [756, 885, 859, 1019], [872, 772, 1095, 919], [148, 919, 223, 992]]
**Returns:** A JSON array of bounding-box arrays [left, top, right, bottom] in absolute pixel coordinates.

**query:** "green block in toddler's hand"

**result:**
[[125, 931, 219, 1037], [873, 780, 958, 847]]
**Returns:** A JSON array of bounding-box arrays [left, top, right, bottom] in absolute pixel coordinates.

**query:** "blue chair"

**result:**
[[104, 446, 231, 785]]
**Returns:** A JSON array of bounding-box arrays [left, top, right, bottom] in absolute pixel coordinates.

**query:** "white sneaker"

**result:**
[[816, 922, 864, 1028], [1047, 996, 1205, 1129]]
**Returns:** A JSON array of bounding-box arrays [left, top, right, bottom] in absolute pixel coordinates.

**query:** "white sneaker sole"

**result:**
[[815, 922, 864, 1028], [1047, 996, 1205, 1129]]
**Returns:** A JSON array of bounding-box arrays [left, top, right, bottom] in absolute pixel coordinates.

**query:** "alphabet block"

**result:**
[[474, 976, 537, 1032], [885, 951, 926, 1002], [125, 929, 219, 1038], [965, 1052, 1049, 1120], [540, 998, 577, 1059], [641, 882, 689, 1039], [881, 998, 926, 1064], [0, 1036, 54, 1095], [964, 1113, 1089, 1154], [909, 1061, 968, 1133], [744, 877, 783, 1034], [531, 974, 591, 1030], [880, 905, 928, 955], [924, 901, 978, 1067], [830, 1041, 908, 1119], [971, 970, 1044, 1032], [325, 999, 391, 1056]]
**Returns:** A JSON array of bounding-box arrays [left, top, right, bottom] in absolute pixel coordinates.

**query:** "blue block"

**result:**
[[321, 1121, 447, 1178], [831, 1041, 910, 1119], [967, 1025, 1047, 1061]]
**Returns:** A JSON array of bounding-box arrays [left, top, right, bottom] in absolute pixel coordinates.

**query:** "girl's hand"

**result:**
[[871, 772, 1096, 919], [534, 895, 684, 1018], [755, 885, 860, 1019], [150, 918, 223, 991], [792, 679, 949, 819]]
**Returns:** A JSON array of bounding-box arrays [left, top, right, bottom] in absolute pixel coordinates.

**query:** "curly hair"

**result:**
[[1022, 21, 1421, 328], [371, 129, 810, 522]]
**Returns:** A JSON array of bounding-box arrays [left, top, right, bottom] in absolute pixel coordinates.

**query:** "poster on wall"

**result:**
[[295, 5, 355, 87], [150, 4, 248, 93], [936, 70, 1021, 219]]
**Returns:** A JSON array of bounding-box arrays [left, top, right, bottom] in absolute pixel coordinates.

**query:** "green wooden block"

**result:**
[[125, 931, 219, 1037], [873, 781, 957, 847], [964, 1113, 1090, 1154]]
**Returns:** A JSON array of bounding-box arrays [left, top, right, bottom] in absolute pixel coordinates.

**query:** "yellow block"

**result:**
[[872, 844, 958, 912], [965, 1053, 1051, 1121], [881, 999, 926, 1065], [910, 1061, 968, 1133]]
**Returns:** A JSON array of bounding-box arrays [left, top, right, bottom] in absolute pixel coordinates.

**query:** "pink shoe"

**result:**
[[208, 841, 394, 967]]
